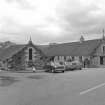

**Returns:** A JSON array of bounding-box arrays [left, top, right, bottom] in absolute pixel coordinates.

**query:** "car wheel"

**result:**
[[62, 70, 64, 73], [51, 69, 55, 73]]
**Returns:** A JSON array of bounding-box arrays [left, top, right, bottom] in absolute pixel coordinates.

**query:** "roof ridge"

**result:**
[[49, 38, 101, 46]]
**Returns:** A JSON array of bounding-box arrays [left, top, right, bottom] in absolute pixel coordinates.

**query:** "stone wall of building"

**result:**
[[24, 46, 45, 70], [5, 44, 46, 70], [7, 48, 26, 70], [92, 42, 105, 67]]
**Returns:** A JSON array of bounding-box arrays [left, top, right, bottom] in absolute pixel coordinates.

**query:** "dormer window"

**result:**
[[29, 48, 33, 60]]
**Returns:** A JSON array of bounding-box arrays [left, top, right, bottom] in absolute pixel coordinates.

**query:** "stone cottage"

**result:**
[[0, 36, 105, 70]]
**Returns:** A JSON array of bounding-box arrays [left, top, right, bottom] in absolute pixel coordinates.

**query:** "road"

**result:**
[[0, 68, 105, 105]]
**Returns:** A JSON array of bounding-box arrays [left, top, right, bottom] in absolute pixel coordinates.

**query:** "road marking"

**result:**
[[80, 82, 105, 95]]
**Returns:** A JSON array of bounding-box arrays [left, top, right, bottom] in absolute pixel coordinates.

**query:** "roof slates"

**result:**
[[0, 39, 102, 60]]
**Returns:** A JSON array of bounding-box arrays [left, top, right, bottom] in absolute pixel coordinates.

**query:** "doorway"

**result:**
[[100, 56, 103, 65]]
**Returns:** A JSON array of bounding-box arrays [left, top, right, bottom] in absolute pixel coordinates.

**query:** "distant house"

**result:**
[[0, 37, 105, 70]]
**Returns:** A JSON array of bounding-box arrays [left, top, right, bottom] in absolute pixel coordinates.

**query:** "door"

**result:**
[[100, 56, 103, 65]]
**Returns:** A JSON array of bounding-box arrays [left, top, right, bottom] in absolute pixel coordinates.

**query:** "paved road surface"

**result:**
[[0, 68, 105, 105]]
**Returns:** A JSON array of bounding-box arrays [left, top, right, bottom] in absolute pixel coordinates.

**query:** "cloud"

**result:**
[[0, 0, 105, 43], [5, 0, 33, 9], [0, 0, 65, 40], [56, 0, 105, 39]]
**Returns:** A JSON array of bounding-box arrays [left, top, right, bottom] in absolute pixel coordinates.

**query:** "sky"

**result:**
[[0, 0, 105, 44]]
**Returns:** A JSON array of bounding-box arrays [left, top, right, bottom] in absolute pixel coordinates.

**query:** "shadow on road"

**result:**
[[0, 76, 19, 87], [27, 75, 46, 80]]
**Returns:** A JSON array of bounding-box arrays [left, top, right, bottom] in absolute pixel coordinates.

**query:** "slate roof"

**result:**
[[44, 39, 102, 56], [0, 45, 25, 60], [0, 44, 49, 61], [0, 38, 102, 60]]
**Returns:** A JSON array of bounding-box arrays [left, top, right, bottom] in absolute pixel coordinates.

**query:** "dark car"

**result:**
[[44, 63, 53, 72]]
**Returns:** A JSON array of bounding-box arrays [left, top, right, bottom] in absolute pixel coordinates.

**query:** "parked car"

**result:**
[[45, 62, 65, 73], [44, 62, 52, 71], [65, 60, 82, 70]]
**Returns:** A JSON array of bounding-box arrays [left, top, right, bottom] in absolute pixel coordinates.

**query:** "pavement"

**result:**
[[0, 68, 105, 105]]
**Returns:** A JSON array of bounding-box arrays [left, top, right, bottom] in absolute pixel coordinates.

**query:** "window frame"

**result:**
[[29, 48, 33, 60]]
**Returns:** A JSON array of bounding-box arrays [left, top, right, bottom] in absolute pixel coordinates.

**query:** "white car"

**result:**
[[65, 60, 82, 70]]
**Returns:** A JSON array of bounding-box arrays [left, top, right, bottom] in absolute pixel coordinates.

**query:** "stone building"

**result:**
[[46, 37, 105, 68], [0, 37, 105, 70], [0, 39, 48, 70]]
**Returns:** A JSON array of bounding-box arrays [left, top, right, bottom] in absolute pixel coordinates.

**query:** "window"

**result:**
[[79, 56, 82, 62], [59, 56, 64, 61], [103, 46, 105, 53], [54, 56, 58, 62], [72, 56, 74, 61], [29, 48, 32, 60]]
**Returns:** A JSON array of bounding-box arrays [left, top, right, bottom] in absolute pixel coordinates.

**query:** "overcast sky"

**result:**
[[0, 0, 105, 44]]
